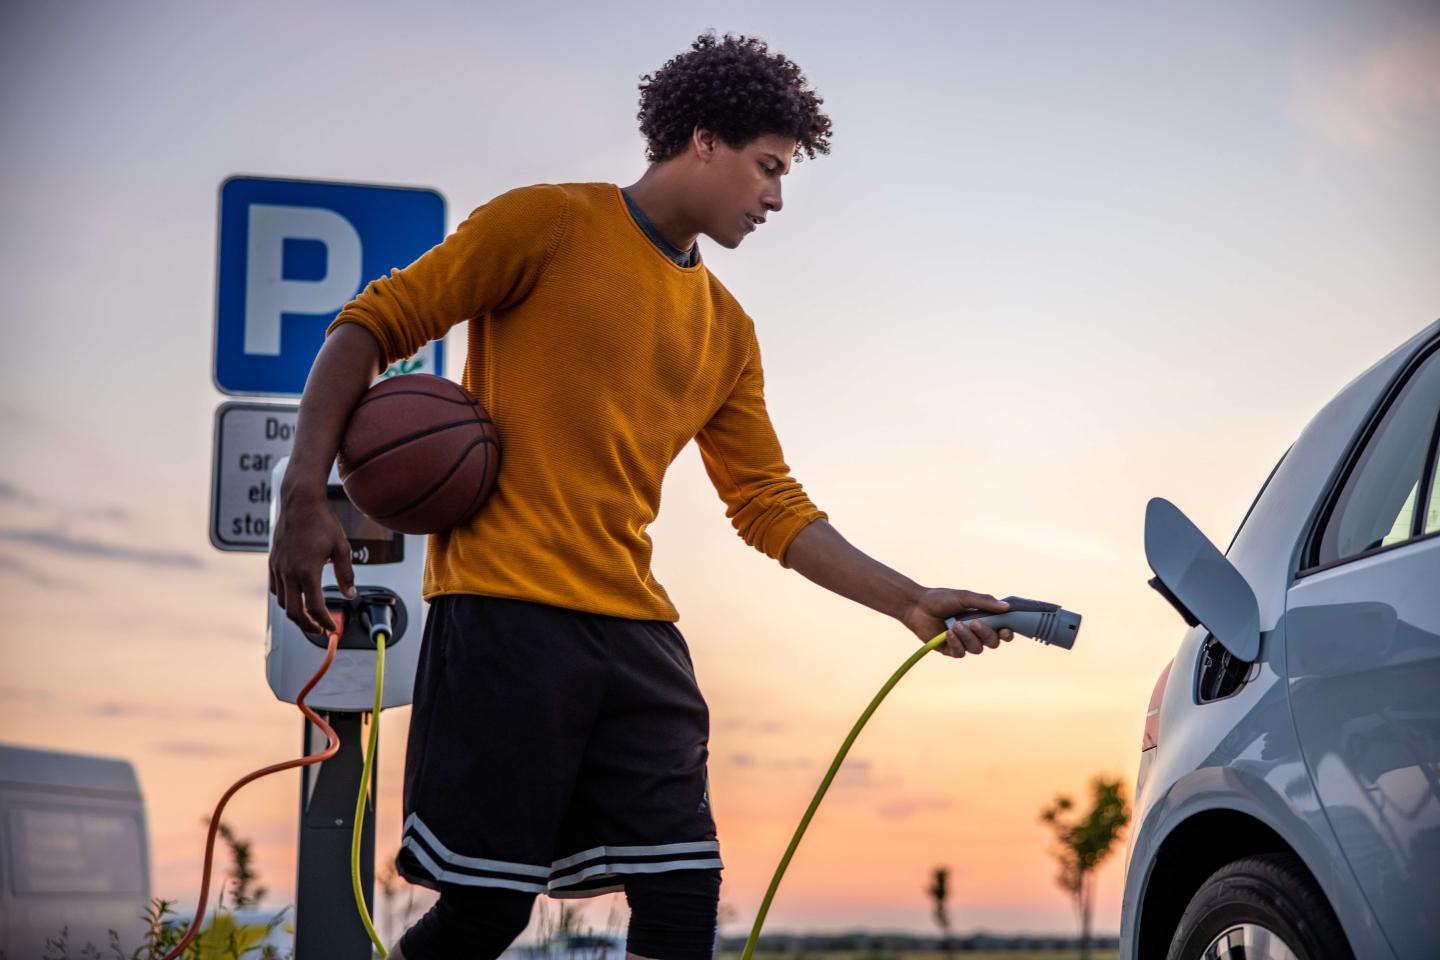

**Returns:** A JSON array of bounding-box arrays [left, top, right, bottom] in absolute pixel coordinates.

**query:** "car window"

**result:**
[[1428, 458, 1440, 534], [1316, 347, 1440, 566]]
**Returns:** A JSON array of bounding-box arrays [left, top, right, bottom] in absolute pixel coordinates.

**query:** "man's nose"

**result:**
[[762, 187, 783, 214]]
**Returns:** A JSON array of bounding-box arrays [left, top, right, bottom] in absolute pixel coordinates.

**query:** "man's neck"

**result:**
[[621, 164, 701, 253]]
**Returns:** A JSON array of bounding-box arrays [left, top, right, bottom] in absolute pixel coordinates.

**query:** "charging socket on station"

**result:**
[[304, 586, 406, 651]]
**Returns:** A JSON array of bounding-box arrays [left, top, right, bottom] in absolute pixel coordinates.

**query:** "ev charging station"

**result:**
[[206, 174, 447, 956], [265, 459, 423, 714], [267, 457, 426, 957]]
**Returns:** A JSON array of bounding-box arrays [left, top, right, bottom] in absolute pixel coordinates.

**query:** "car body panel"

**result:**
[[1122, 621, 1397, 960], [1286, 536, 1440, 955]]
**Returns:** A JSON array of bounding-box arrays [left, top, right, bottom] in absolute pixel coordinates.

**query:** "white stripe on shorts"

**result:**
[[549, 839, 721, 872], [548, 857, 726, 891], [402, 837, 549, 893], [405, 813, 551, 877]]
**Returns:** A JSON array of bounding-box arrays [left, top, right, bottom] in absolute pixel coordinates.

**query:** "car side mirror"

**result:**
[[1144, 497, 1261, 662]]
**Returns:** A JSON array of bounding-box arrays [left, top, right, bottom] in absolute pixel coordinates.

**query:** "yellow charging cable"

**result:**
[[740, 629, 951, 960], [354, 629, 388, 957]]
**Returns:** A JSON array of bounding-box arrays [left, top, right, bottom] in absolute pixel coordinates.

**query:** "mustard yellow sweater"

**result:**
[[328, 182, 826, 621]]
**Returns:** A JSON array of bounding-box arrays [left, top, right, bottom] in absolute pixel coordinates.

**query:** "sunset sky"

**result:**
[[2, 0, 1438, 945]]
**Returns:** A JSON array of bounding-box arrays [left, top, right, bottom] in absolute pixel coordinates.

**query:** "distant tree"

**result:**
[[535, 897, 586, 942], [216, 820, 268, 909], [926, 866, 953, 960], [1039, 776, 1130, 960], [378, 856, 400, 944], [556, 901, 583, 938], [381, 847, 426, 936]]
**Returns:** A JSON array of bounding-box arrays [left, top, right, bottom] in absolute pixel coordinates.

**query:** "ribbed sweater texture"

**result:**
[[329, 182, 826, 621]]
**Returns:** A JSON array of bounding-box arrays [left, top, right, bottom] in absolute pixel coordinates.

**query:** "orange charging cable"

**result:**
[[160, 628, 341, 960]]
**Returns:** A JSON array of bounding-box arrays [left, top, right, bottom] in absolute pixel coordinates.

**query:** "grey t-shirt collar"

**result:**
[[621, 188, 700, 268]]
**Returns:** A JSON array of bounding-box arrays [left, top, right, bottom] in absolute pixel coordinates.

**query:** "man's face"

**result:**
[[692, 130, 796, 249]]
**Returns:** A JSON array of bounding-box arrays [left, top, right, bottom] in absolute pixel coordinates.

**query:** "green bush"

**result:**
[[2, 897, 293, 960]]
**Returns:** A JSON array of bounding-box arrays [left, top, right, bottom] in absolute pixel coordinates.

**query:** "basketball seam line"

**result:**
[[376, 436, 495, 523], [354, 389, 484, 412], [456, 439, 500, 526], [342, 418, 489, 473]]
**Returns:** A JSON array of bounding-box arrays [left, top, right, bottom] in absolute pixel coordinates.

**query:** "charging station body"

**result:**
[[266, 457, 423, 712]]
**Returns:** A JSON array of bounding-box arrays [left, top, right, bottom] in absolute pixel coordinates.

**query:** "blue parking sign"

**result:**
[[214, 176, 446, 396]]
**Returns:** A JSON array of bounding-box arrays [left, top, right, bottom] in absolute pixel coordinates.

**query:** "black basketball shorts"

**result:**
[[395, 594, 722, 898]]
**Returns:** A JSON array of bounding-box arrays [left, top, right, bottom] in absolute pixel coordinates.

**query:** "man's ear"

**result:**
[[691, 126, 717, 162]]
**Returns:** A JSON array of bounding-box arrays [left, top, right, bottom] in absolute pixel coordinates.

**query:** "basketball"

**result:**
[[337, 374, 500, 535]]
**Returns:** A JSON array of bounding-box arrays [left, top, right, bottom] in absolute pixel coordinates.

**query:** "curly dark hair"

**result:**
[[637, 31, 833, 164]]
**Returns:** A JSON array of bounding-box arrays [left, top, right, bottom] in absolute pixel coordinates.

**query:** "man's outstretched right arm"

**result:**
[[268, 323, 383, 635]]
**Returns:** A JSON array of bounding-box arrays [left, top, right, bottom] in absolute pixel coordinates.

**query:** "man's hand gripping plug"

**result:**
[[903, 589, 1012, 658]]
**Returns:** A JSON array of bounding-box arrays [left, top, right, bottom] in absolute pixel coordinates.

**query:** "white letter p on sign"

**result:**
[[244, 204, 362, 356]]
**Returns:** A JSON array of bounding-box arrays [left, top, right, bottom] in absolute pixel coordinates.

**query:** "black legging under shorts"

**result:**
[[398, 867, 721, 960]]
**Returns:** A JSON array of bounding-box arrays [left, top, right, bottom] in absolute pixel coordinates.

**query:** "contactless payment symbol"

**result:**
[[214, 176, 447, 397]]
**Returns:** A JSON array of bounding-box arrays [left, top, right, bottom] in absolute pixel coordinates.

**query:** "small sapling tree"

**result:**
[[1039, 775, 1130, 960]]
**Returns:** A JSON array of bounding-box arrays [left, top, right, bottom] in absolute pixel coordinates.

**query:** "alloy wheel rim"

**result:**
[[1201, 923, 1300, 960]]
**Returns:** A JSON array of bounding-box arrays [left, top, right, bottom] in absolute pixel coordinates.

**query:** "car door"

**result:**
[[1285, 336, 1440, 958]]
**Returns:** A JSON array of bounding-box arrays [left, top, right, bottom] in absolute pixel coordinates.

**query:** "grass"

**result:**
[[720, 954, 1120, 960], [0, 898, 293, 960]]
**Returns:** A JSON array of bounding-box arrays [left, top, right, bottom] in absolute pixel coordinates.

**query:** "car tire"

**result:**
[[1165, 853, 1352, 960]]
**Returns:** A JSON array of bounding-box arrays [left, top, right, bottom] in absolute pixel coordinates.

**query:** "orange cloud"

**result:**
[[1295, 22, 1440, 150]]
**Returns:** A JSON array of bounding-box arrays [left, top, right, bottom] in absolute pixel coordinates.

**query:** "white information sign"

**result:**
[[210, 401, 299, 552]]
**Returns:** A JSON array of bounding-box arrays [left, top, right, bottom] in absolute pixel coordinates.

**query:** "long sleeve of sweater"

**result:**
[[696, 323, 826, 566]]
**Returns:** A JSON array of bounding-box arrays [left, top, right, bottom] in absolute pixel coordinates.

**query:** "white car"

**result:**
[[0, 743, 152, 957]]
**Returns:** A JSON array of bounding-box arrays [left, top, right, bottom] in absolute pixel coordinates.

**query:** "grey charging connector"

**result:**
[[945, 595, 1081, 649], [360, 597, 396, 646]]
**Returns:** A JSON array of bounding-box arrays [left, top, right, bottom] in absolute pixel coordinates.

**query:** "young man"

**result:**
[[269, 32, 1012, 960]]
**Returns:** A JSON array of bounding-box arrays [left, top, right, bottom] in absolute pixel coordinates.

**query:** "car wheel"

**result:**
[[1166, 853, 1352, 960]]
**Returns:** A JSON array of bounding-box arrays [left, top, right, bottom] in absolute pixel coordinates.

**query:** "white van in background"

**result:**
[[0, 743, 152, 958]]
